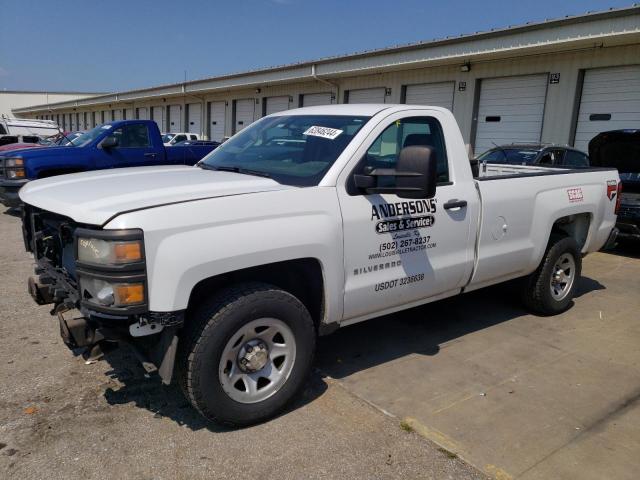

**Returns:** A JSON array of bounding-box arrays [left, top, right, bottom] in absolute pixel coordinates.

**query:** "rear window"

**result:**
[[477, 148, 540, 164]]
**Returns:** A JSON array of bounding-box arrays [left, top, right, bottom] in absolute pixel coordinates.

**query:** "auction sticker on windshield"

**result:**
[[303, 126, 343, 140]]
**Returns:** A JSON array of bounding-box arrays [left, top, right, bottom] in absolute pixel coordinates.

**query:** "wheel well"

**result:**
[[187, 258, 325, 328], [551, 213, 591, 250], [37, 168, 84, 179]]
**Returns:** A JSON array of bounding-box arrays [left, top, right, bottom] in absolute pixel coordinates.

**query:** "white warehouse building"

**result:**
[[12, 5, 640, 156]]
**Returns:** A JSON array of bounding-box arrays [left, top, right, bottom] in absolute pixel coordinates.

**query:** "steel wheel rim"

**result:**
[[550, 253, 576, 301], [218, 318, 296, 404]]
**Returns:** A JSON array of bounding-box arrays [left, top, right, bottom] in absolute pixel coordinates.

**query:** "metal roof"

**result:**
[[14, 4, 640, 113]]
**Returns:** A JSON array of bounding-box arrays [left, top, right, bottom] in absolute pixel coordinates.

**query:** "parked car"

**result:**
[[589, 129, 639, 241], [476, 144, 590, 168], [0, 120, 218, 207], [173, 140, 220, 147], [161, 132, 200, 146], [0, 132, 85, 154], [0, 117, 59, 146], [19, 105, 618, 426]]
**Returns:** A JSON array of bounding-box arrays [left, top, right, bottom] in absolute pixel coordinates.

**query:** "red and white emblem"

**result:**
[[606, 180, 618, 201]]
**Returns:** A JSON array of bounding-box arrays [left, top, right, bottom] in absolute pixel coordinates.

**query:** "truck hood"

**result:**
[[19, 165, 294, 225], [0, 145, 77, 160]]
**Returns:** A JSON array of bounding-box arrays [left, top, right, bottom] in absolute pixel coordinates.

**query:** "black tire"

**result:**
[[521, 236, 582, 315], [177, 282, 316, 427]]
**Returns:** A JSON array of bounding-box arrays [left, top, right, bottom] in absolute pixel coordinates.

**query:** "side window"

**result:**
[[174, 134, 187, 143], [112, 124, 151, 148], [358, 117, 449, 187], [564, 150, 589, 167], [538, 152, 553, 165], [190, 134, 197, 140]]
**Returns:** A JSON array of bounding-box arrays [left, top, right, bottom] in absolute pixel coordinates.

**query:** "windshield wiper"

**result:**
[[203, 165, 272, 178]]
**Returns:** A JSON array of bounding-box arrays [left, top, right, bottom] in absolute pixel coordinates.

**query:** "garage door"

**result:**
[[152, 106, 165, 132], [573, 65, 640, 152], [209, 101, 226, 141], [137, 107, 149, 120], [187, 103, 202, 134], [474, 74, 548, 156], [169, 105, 182, 133], [125, 108, 134, 120], [302, 92, 333, 107], [405, 82, 455, 110], [234, 99, 255, 133], [71, 114, 77, 131], [104, 110, 113, 123], [265, 96, 290, 115], [114, 109, 124, 121], [348, 87, 386, 104]]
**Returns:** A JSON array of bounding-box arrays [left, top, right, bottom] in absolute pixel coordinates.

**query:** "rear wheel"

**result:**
[[178, 282, 316, 426], [521, 236, 581, 315]]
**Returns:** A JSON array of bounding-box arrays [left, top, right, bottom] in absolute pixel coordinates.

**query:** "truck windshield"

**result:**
[[69, 125, 112, 147], [199, 115, 370, 186], [161, 134, 175, 143]]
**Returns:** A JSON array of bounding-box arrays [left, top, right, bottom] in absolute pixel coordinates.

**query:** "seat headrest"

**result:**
[[403, 133, 434, 148]]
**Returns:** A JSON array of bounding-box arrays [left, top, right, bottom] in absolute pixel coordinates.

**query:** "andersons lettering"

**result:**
[[371, 199, 437, 234]]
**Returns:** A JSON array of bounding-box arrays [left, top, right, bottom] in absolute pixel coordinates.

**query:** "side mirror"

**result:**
[[101, 135, 119, 149], [353, 146, 437, 199]]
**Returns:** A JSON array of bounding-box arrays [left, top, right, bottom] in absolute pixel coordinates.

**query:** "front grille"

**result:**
[[23, 205, 79, 275]]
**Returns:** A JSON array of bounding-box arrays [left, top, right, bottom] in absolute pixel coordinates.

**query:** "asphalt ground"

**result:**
[[0, 208, 483, 480], [2, 206, 638, 479], [317, 241, 640, 479]]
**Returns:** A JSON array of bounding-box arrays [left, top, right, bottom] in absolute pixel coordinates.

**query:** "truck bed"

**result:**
[[467, 164, 619, 292]]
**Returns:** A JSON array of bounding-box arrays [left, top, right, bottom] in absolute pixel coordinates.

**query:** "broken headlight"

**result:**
[[77, 235, 143, 266]]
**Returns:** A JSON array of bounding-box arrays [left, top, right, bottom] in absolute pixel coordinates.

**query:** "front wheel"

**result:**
[[178, 283, 316, 427], [521, 236, 582, 315]]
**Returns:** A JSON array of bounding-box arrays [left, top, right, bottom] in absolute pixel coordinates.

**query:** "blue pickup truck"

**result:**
[[0, 120, 219, 207]]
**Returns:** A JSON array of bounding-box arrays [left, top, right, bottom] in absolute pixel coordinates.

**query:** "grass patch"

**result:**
[[399, 419, 414, 432]]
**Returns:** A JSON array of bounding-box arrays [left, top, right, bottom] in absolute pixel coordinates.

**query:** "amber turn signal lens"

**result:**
[[115, 283, 144, 305], [114, 241, 142, 262]]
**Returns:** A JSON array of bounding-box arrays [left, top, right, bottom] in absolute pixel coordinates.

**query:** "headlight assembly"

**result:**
[[74, 228, 146, 312], [77, 236, 143, 266], [5, 158, 25, 179]]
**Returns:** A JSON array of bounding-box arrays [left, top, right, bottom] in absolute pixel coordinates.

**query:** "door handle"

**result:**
[[144, 153, 157, 157], [444, 199, 467, 210]]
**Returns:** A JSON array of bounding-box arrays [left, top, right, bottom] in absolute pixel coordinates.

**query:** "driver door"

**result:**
[[336, 111, 477, 321], [96, 123, 162, 169]]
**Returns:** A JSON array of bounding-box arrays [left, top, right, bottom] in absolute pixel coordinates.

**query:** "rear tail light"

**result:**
[[615, 182, 623, 215]]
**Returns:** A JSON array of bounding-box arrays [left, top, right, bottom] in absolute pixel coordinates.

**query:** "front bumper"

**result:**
[[28, 257, 183, 384], [0, 179, 29, 207]]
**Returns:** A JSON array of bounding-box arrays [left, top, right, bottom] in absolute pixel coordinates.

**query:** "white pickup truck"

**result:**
[[19, 105, 620, 426]]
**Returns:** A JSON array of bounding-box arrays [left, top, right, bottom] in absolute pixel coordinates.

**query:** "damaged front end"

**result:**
[[22, 205, 182, 383]]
